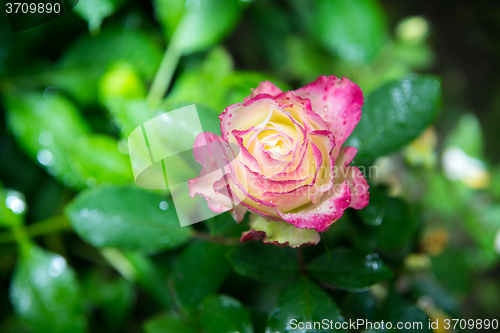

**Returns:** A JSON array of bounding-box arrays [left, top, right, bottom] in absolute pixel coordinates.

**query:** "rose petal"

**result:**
[[333, 146, 369, 210], [336, 146, 358, 167], [244, 81, 283, 103], [188, 132, 235, 213], [275, 92, 330, 133], [277, 182, 352, 232], [293, 76, 363, 157], [345, 166, 370, 209], [240, 215, 320, 248], [220, 98, 278, 142]]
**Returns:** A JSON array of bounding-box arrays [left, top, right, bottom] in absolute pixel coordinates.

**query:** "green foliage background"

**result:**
[[1, 0, 500, 332]]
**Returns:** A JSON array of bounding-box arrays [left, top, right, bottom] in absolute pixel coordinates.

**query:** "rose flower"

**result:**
[[189, 76, 369, 247]]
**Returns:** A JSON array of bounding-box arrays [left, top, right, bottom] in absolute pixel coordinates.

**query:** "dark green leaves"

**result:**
[[171, 241, 231, 308], [144, 314, 198, 333], [5, 92, 90, 189], [73, 0, 126, 34], [65, 186, 192, 253], [54, 28, 162, 104], [227, 242, 299, 283], [143, 295, 253, 333], [386, 292, 431, 333], [346, 74, 442, 161], [307, 248, 393, 291], [352, 196, 420, 252], [199, 295, 253, 333], [154, 0, 244, 55], [69, 134, 133, 186], [267, 278, 346, 332], [314, 0, 388, 64], [9, 246, 85, 333]]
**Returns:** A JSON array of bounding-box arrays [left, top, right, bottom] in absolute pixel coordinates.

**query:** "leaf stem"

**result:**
[[147, 42, 182, 105], [0, 215, 71, 245]]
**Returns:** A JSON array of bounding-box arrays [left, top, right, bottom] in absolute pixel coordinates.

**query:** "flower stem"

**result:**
[[0, 215, 71, 245], [147, 42, 182, 105]]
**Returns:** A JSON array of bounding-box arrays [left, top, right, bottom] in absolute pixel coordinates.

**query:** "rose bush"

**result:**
[[189, 76, 369, 247]]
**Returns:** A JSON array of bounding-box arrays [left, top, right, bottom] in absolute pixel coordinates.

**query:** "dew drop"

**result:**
[[159, 201, 169, 210], [80, 208, 89, 218], [5, 191, 26, 214], [37, 149, 53, 166], [323, 106, 329, 113]]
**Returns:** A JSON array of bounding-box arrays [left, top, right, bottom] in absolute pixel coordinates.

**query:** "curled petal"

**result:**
[[244, 81, 283, 103], [231, 205, 247, 223], [277, 182, 352, 232], [294, 76, 363, 157], [333, 146, 369, 210], [240, 215, 320, 248], [188, 132, 235, 213], [336, 146, 358, 167], [344, 166, 370, 209], [220, 98, 278, 142]]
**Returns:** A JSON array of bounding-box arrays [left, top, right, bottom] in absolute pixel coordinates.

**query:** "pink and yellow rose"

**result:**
[[189, 76, 369, 247]]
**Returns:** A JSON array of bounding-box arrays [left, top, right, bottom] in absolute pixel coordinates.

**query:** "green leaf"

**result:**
[[154, 0, 244, 55], [410, 276, 459, 317], [0, 189, 25, 227], [65, 186, 192, 254], [9, 245, 85, 333], [346, 74, 442, 162], [267, 278, 346, 332], [351, 197, 419, 252], [73, 0, 126, 35], [223, 71, 290, 108], [53, 28, 162, 104], [464, 205, 500, 257], [226, 242, 299, 283], [386, 291, 431, 333], [81, 272, 135, 332], [171, 241, 231, 308], [444, 113, 484, 159], [431, 248, 471, 294], [4, 92, 90, 189], [314, 0, 388, 64], [307, 248, 393, 291], [166, 47, 234, 111], [356, 186, 386, 226], [69, 134, 133, 186], [144, 313, 197, 333], [204, 211, 248, 237], [99, 62, 147, 101], [489, 165, 500, 199], [122, 251, 173, 309], [199, 295, 253, 333]]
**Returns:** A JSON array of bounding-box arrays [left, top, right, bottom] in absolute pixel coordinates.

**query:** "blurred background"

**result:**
[[1, 0, 500, 332]]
